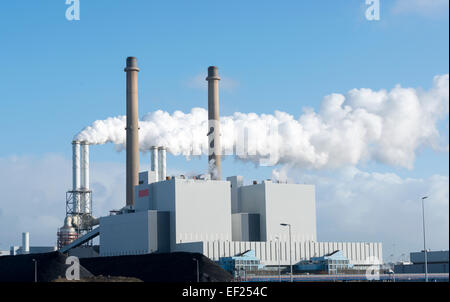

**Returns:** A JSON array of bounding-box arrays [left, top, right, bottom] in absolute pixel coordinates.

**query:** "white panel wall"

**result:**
[[197, 240, 382, 266], [240, 182, 316, 243]]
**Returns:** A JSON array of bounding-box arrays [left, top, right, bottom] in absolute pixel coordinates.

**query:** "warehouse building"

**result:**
[[394, 250, 449, 274], [1, 232, 57, 256]]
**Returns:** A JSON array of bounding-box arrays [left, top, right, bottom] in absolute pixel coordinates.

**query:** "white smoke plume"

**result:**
[[75, 74, 449, 169]]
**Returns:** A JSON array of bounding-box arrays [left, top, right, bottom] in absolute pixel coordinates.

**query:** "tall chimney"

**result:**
[[206, 66, 221, 180], [124, 57, 140, 207], [80, 141, 90, 213], [72, 140, 81, 213], [22, 232, 29, 254], [158, 146, 166, 181], [150, 146, 159, 181], [80, 142, 89, 190], [72, 141, 81, 191]]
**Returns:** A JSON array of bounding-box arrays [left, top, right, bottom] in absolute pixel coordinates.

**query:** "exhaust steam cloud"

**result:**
[[75, 74, 449, 169]]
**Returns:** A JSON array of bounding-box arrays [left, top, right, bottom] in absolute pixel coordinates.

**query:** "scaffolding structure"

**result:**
[[57, 189, 93, 249]]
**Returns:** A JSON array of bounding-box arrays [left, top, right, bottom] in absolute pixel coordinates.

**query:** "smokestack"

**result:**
[[124, 57, 140, 206], [80, 141, 90, 213], [72, 141, 81, 191], [22, 232, 29, 254], [80, 142, 89, 190], [151, 146, 159, 180], [206, 66, 221, 180], [72, 140, 81, 213], [158, 146, 166, 181]]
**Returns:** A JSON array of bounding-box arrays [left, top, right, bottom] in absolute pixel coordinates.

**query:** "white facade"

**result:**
[[98, 173, 382, 267], [135, 176, 232, 250], [198, 240, 383, 266], [239, 181, 316, 242]]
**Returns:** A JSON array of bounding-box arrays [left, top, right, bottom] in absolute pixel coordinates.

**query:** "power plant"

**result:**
[[54, 57, 382, 269]]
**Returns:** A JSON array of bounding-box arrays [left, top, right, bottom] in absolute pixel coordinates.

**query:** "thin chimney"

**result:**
[[206, 66, 221, 180], [124, 57, 140, 206]]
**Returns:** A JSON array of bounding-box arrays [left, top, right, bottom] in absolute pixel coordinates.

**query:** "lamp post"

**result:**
[[421, 196, 428, 282], [193, 258, 199, 282], [280, 223, 293, 282], [275, 236, 281, 282], [32, 259, 37, 283]]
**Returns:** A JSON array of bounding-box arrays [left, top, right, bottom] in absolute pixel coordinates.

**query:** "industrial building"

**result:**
[[295, 250, 353, 274], [218, 250, 264, 277], [394, 250, 449, 274], [0, 232, 57, 256], [57, 57, 383, 270]]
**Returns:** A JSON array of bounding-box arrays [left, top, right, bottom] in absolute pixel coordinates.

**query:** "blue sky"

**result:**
[[0, 1, 448, 258]]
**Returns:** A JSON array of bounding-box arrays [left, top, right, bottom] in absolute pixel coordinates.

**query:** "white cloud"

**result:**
[[392, 0, 449, 17], [76, 74, 449, 171], [272, 166, 449, 261]]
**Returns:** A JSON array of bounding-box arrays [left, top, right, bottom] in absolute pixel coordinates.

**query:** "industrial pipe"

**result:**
[[151, 146, 158, 180], [22, 232, 29, 254], [124, 57, 140, 206], [158, 146, 166, 181], [80, 141, 90, 214], [72, 141, 81, 214], [206, 66, 221, 180], [72, 141, 81, 191]]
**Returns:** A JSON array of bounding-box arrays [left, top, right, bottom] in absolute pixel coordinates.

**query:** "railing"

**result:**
[[244, 273, 449, 282]]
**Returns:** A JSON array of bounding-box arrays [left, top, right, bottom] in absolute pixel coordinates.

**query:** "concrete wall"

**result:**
[[410, 251, 449, 264], [232, 213, 260, 241], [240, 183, 267, 240], [99, 210, 169, 256], [239, 181, 316, 242], [395, 263, 449, 274], [152, 178, 232, 251], [227, 176, 243, 213]]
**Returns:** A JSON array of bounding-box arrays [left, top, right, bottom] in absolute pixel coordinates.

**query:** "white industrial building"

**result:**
[[96, 169, 382, 267], [59, 58, 383, 269]]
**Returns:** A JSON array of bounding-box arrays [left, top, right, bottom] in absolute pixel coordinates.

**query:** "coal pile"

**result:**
[[80, 252, 233, 282], [53, 275, 143, 282], [0, 251, 93, 282]]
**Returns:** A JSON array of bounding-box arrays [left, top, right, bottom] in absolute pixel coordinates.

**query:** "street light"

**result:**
[[280, 223, 293, 282], [193, 258, 200, 282], [32, 259, 37, 283], [275, 236, 281, 282], [421, 196, 428, 282]]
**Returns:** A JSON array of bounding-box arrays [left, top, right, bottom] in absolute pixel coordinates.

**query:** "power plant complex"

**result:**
[[54, 57, 382, 269]]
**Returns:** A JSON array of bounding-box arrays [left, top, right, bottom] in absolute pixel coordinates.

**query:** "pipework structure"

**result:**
[[125, 57, 140, 207], [206, 66, 221, 180], [57, 140, 94, 249]]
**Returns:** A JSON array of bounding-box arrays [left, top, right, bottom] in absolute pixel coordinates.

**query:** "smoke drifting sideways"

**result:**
[[75, 74, 449, 170]]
